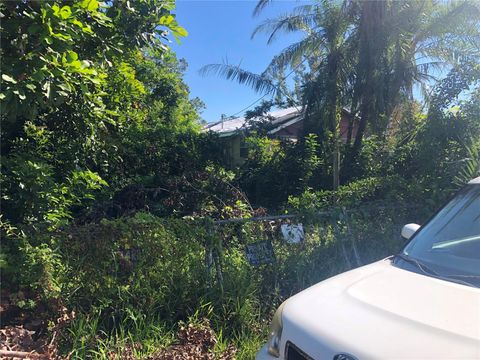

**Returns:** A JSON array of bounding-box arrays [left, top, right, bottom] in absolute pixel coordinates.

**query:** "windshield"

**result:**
[[400, 184, 480, 287]]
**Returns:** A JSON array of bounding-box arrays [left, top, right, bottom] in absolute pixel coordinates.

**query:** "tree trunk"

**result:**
[[348, 0, 387, 165], [326, 52, 341, 190], [333, 137, 340, 190]]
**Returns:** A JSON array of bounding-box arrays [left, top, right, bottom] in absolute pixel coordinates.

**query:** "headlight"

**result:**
[[267, 301, 287, 357]]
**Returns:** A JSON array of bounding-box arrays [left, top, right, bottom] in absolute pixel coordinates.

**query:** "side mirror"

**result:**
[[401, 223, 421, 240]]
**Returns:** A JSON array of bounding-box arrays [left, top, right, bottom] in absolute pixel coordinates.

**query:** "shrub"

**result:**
[[56, 213, 208, 320], [239, 134, 323, 209]]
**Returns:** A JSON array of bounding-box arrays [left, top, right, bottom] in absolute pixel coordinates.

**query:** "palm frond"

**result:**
[[264, 34, 323, 74], [415, 61, 444, 78], [251, 12, 317, 44], [419, 36, 480, 65], [253, 0, 273, 17], [199, 63, 276, 94], [415, 1, 480, 44], [292, 4, 315, 16]]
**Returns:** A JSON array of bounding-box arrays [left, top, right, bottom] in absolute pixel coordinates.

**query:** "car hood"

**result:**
[[281, 259, 480, 359]]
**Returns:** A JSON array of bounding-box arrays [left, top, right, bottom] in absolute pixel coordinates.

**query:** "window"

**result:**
[[240, 139, 248, 158], [397, 184, 480, 287]]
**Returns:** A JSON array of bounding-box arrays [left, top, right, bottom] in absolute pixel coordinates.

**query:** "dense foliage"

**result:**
[[1, 0, 479, 359]]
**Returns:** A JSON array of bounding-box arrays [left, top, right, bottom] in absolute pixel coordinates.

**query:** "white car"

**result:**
[[257, 177, 480, 360]]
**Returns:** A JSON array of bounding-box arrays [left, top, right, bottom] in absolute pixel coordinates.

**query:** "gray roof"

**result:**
[[468, 176, 480, 184], [204, 106, 303, 137]]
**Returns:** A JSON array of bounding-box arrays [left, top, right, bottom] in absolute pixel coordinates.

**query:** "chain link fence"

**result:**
[[205, 201, 432, 300]]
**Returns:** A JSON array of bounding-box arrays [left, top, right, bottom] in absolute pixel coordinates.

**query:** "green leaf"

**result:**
[[80, 0, 99, 12], [63, 50, 79, 64], [80, 60, 91, 68], [159, 15, 174, 26], [57, 83, 71, 92], [22, 10, 34, 19], [52, 32, 72, 41], [13, 89, 26, 100], [82, 25, 94, 34], [173, 26, 188, 37], [126, 1, 135, 12], [59, 6, 72, 19], [31, 71, 46, 82], [52, 4, 60, 17], [88, 0, 99, 11], [72, 19, 84, 28], [2, 74, 17, 84], [87, 76, 101, 85]]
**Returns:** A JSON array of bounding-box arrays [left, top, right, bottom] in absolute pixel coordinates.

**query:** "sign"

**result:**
[[281, 223, 304, 244], [245, 240, 275, 266]]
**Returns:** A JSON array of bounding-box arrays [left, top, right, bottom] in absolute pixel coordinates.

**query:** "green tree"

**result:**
[[349, 0, 480, 159], [0, 0, 190, 227], [298, 2, 351, 189], [1, 0, 187, 148], [202, 1, 353, 189]]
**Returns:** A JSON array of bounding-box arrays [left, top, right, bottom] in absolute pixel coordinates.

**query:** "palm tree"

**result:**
[[295, 2, 353, 190], [202, 1, 354, 189], [349, 0, 480, 158], [201, 0, 480, 187]]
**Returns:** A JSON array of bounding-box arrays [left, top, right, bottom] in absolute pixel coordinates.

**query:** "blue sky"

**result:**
[[171, 1, 306, 123]]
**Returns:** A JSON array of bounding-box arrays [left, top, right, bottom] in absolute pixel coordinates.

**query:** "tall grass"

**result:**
[[57, 202, 429, 358], [66, 309, 176, 359]]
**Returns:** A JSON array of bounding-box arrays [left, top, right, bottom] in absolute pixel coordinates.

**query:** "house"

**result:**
[[204, 107, 356, 166]]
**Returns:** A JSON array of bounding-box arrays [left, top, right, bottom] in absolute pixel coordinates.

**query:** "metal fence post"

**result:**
[[342, 207, 362, 267]]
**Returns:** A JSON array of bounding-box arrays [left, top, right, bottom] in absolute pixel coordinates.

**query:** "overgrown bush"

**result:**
[[1, 192, 436, 359], [52, 214, 206, 319], [239, 134, 325, 208]]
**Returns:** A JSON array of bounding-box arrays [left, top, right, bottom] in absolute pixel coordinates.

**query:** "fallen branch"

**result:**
[[0, 350, 48, 359]]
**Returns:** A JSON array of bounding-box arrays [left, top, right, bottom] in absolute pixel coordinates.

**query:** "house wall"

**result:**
[[222, 135, 245, 167], [273, 113, 357, 143], [339, 112, 358, 141], [273, 120, 304, 140], [221, 111, 359, 168]]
